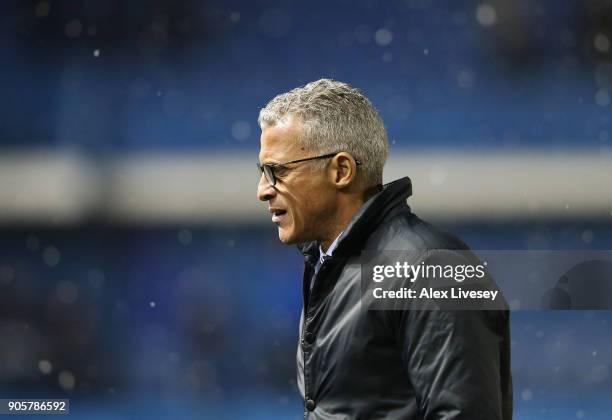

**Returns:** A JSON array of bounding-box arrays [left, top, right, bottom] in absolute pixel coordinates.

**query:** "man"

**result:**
[[256, 79, 512, 419]]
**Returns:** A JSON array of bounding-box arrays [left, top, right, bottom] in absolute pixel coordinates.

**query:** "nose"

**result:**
[[257, 173, 276, 201]]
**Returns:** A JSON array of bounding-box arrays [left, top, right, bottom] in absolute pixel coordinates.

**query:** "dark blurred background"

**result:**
[[1, 0, 612, 418]]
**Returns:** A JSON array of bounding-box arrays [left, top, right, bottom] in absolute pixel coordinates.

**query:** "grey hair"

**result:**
[[258, 79, 388, 187]]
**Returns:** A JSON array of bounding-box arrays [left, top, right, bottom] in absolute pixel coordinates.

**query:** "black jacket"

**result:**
[[296, 177, 512, 419]]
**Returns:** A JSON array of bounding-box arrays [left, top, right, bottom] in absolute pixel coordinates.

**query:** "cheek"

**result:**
[[285, 206, 301, 230], [283, 178, 331, 230], [292, 193, 328, 227], [280, 205, 306, 238]]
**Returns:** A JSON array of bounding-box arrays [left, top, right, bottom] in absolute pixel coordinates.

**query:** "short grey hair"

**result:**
[[258, 79, 388, 187]]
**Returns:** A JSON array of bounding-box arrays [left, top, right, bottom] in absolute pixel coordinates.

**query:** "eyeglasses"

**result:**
[[257, 152, 362, 186]]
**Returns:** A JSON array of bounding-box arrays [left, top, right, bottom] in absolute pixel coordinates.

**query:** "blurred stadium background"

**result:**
[[1, 0, 612, 418]]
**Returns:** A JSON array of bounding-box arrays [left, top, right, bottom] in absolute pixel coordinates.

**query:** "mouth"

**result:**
[[269, 208, 287, 224]]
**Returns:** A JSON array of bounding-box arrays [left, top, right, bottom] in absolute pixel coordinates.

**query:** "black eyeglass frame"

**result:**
[[257, 152, 362, 186]]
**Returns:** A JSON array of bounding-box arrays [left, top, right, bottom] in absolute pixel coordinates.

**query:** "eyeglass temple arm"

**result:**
[[282, 153, 362, 166]]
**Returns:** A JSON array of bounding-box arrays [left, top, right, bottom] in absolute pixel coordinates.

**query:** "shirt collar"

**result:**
[[319, 232, 343, 260]]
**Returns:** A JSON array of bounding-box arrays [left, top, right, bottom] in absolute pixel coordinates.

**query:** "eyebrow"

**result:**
[[259, 156, 283, 165]]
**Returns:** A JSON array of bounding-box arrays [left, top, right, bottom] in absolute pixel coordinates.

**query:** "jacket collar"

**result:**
[[298, 177, 412, 261]]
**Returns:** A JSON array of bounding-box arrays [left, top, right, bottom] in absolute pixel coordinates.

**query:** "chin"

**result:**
[[278, 231, 297, 245], [278, 226, 302, 245]]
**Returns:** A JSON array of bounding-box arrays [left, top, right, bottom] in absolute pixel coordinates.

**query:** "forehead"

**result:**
[[259, 118, 305, 163]]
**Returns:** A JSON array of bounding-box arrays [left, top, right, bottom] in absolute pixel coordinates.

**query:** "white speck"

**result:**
[[382, 52, 393, 63], [178, 229, 192, 246], [582, 230, 594, 244], [93, 49, 100, 57], [595, 90, 610, 107], [156, 91, 162, 97], [231, 121, 251, 141], [56, 281, 79, 304], [150, 301, 156, 308], [423, 48, 429, 55], [39, 359, 53, 375], [476, 4, 497, 27], [521, 388, 533, 401], [58, 370, 75, 391], [594, 33, 610, 53], [592, 350, 598, 356], [43, 246, 61, 267], [35, 1, 50, 18], [374, 28, 393, 46], [65, 19, 82, 38], [577, 409, 587, 418], [565, 204, 570, 210], [230, 12, 240, 23]]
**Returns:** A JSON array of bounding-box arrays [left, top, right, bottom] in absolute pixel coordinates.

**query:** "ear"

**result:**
[[328, 152, 358, 189]]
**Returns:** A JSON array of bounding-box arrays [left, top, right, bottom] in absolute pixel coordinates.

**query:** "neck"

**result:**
[[320, 236, 338, 254], [319, 194, 367, 252]]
